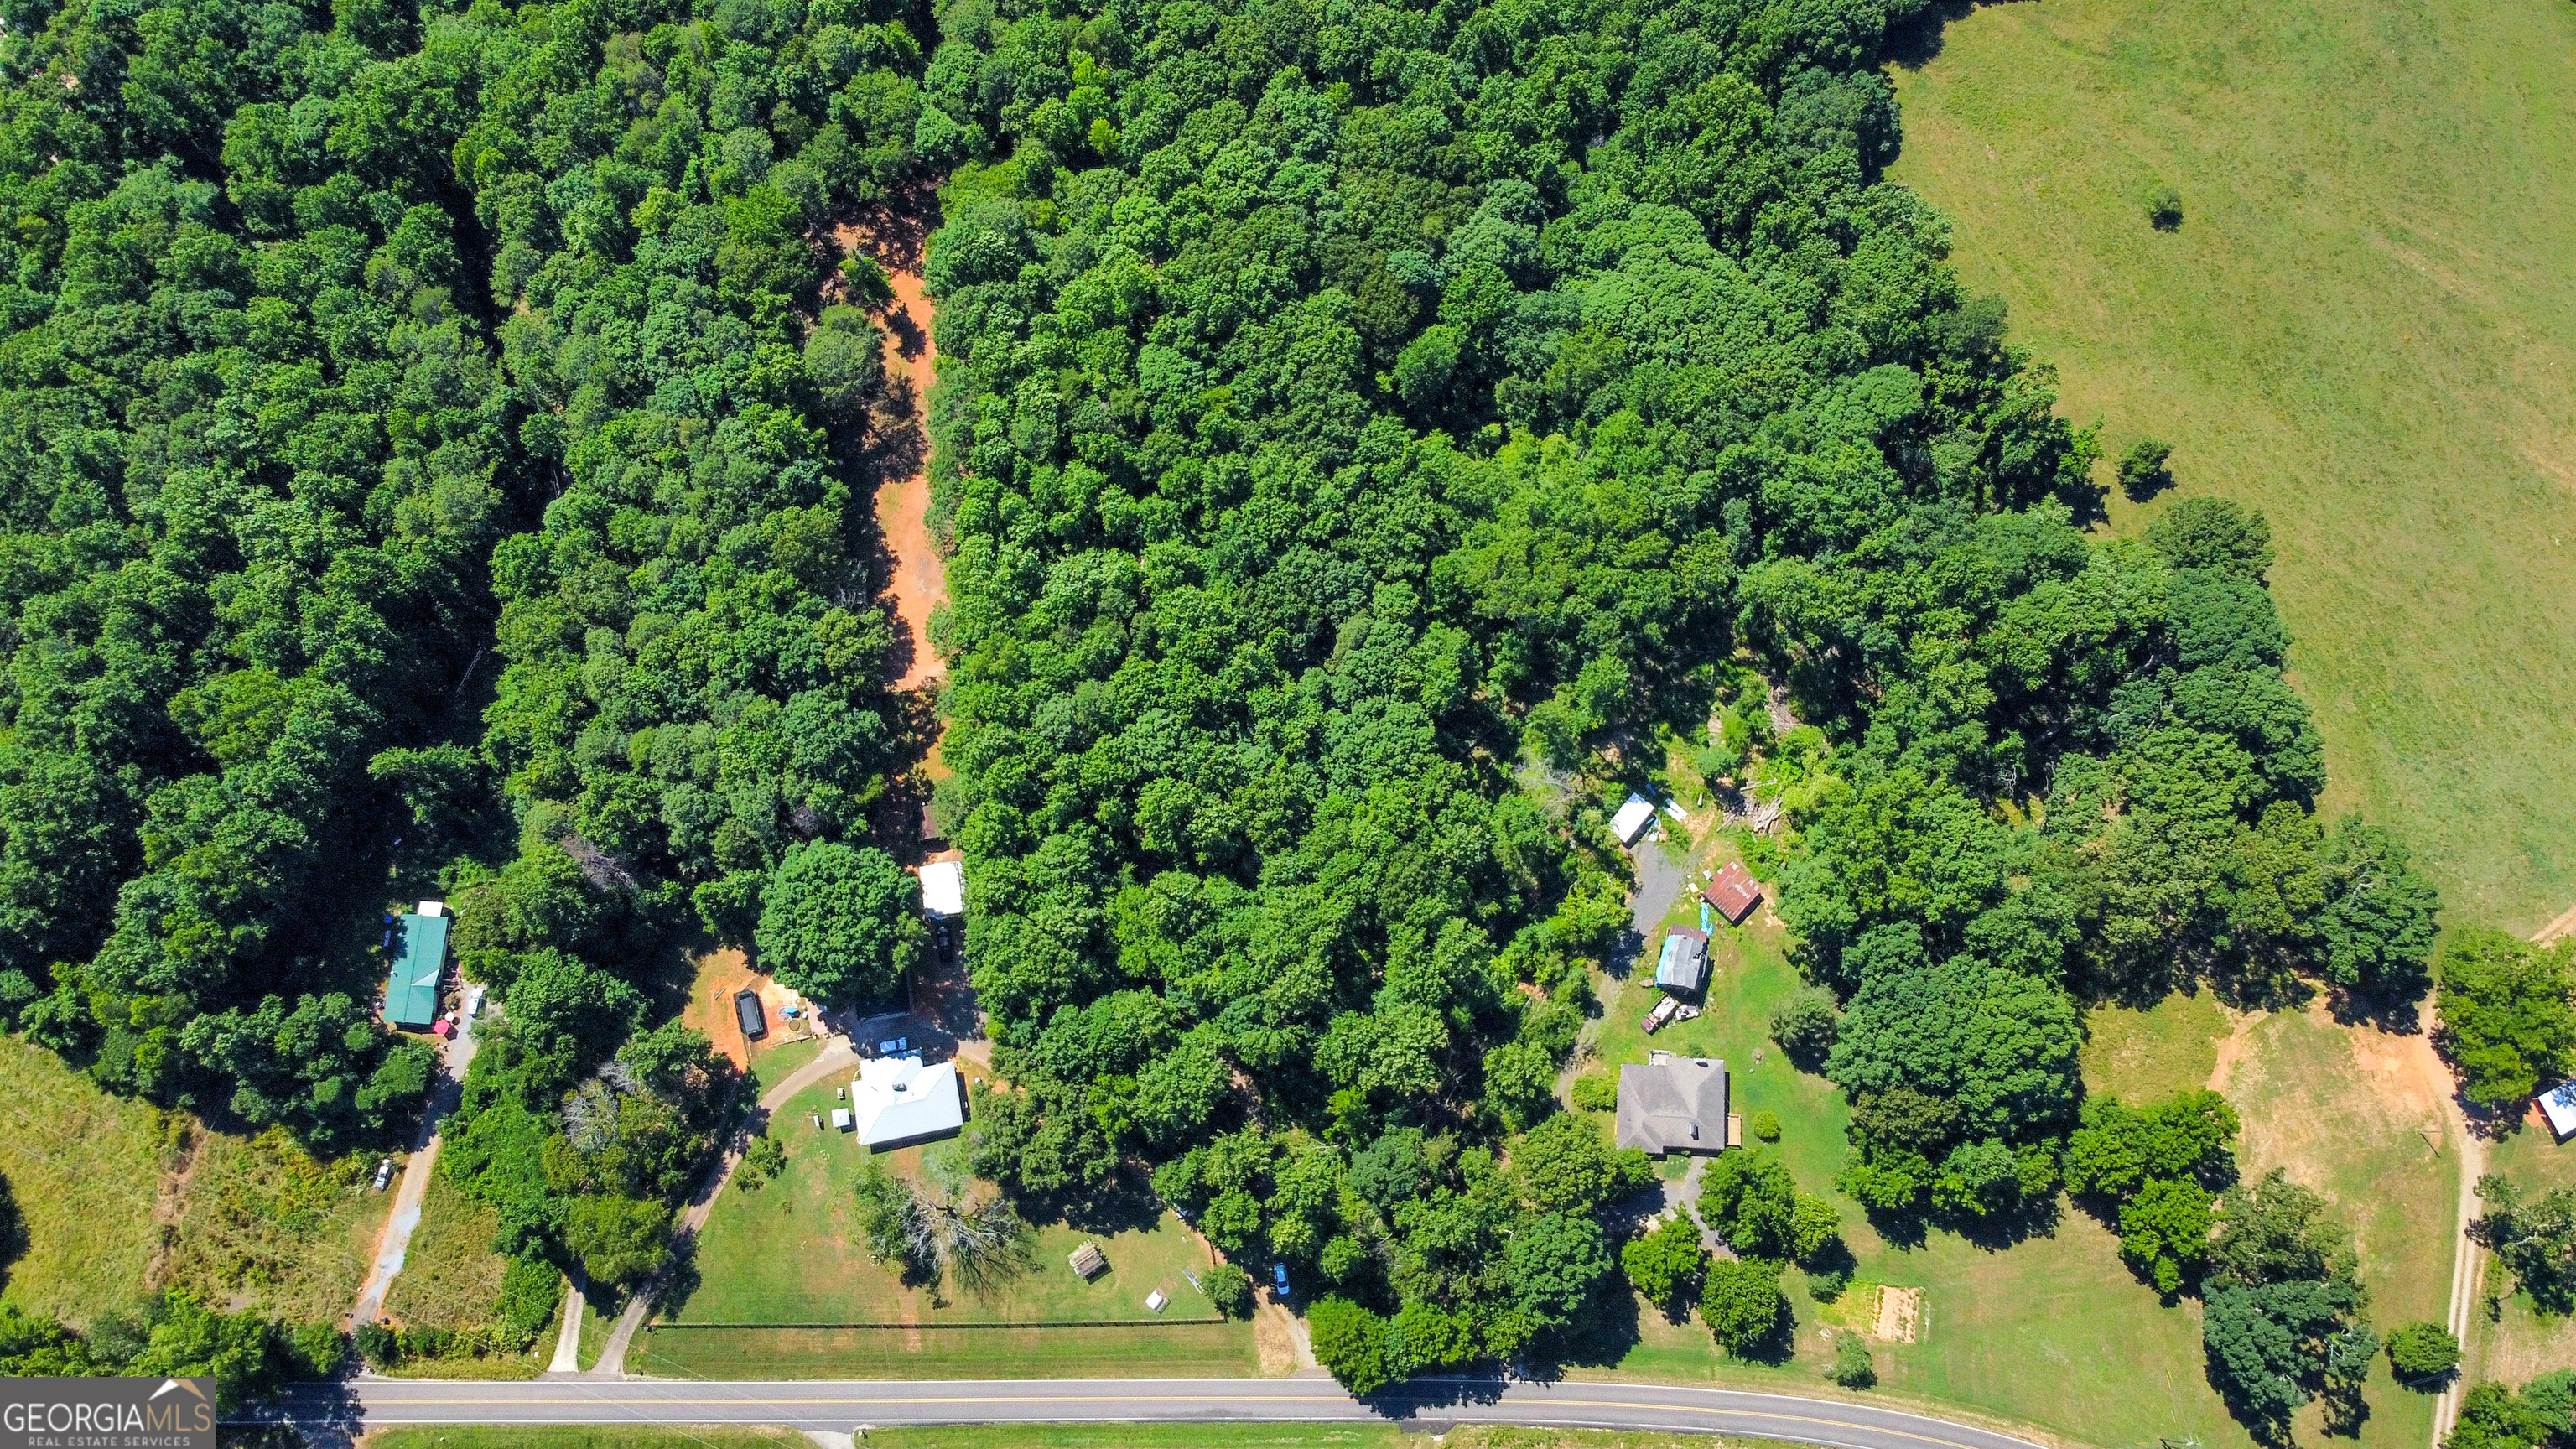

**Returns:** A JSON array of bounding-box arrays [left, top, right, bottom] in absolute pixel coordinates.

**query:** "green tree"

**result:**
[[1309, 1296, 1393, 1394], [1507, 1212, 1613, 1327], [1768, 988, 1840, 1064], [2385, 1321, 2460, 1386], [2065, 1090, 2241, 1200], [1622, 1215, 1708, 1315], [564, 1195, 673, 1291], [2437, 932, 2576, 1109], [2117, 439, 2174, 500], [1201, 1263, 1254, 1318], [2117, 1177, 2214, 1295], [2472, 1176, 2576, 1315], [1700, 1150, 1799, 1257], [2441, 1373, 2575, 1449], [756, 842, 925, 1003], [1515, 1111, 1651, 1214], [1701, 1257, 1786, 1358]]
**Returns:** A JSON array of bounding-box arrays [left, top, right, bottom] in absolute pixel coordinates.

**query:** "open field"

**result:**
[[0, 1033, 171, 1324], [1888, 0, 2576, 932], [653, 1069, 1257, 1376], [157, 1124, 380, 1324], [0, 1033, 376, 1328], [381, 1173, 517, 1333]]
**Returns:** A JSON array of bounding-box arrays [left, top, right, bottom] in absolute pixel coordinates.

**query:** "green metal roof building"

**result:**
[[383, 911, 449, 1031]]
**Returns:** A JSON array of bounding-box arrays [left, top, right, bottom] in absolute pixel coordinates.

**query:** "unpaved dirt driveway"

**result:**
[[832, 217, 948, 693]]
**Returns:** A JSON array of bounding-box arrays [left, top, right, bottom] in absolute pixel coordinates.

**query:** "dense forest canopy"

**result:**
[[0, 0, 935, 1337], [920, 0, 2439, 1372], [0, 0, 2459, 1406]]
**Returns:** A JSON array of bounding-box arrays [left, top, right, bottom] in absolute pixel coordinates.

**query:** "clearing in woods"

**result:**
[[1888, 0, 2576, 932], [0, 1033, 378, 1328]]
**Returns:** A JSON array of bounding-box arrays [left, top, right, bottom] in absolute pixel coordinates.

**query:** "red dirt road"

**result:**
[[834, 216, 948, 693]]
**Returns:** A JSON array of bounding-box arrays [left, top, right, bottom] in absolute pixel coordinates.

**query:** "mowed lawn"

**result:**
[[2469, 1123, 2576, 1387], [1579, 829, 2453, 1446], [650, 1070, 1259, 1377], [1888, 0, 2576, 932]]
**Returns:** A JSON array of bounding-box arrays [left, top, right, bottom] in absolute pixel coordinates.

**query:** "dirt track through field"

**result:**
[[2535, 900, 2576, 945]]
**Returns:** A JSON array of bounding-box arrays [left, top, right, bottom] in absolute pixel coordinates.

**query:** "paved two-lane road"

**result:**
[[266, 1376, 2057, 1449]]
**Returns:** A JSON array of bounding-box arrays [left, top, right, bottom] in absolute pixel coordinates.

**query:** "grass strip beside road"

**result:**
[[631, 1322, 1262, 1379]]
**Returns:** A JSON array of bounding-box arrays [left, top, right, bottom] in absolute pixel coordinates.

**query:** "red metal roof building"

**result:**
[[1703, 860, 1763, 925]]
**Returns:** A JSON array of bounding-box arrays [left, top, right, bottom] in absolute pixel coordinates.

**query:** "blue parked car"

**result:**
[[1271, 1264, 1291, 1296]]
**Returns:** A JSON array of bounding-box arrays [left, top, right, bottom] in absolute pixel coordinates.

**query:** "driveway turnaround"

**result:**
[[265, 1376, 2053, 1449]]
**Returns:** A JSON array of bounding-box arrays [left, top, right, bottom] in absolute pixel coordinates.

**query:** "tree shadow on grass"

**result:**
[[1519, 1286, 1649, 1376], [1945, 1188, 2064, 1253], [1882, 0, 1982, 71], [1040, 1167, 1166, 1239]]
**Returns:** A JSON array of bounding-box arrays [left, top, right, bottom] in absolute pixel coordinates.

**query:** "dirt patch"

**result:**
[[1872, 1284, 1922, 1343], [2535, 900, 2576, 945], [683, 948, 803, 1072], [2206, 1007, 2260, 1094], [829, 220, 947, 693]]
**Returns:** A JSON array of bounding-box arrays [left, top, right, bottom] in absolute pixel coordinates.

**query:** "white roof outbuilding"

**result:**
[[2538, 1080, 2576, 1142], [1611, 793, 1658, 846], [921, 860, 965, 919]]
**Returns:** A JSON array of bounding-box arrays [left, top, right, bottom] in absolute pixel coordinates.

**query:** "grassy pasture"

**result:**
[[1888, 0, 2576, 932], [649, 1069, 1258, 1377], [0, 1032, 377, 1328]]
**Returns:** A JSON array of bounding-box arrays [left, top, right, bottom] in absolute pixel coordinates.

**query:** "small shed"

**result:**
[[830, 1107, 854, 1132], [1703, 860, 1763, 925], [1144, 1290, 1168, 1313], [382, 911, 449, 1031], [1068, 1243, 1108, 1280], [2539, 1080, 2576, 1142], [1655, 928, 1710, 994], [1610, 793, 1658, 846], [735, 989, 768, 1041]]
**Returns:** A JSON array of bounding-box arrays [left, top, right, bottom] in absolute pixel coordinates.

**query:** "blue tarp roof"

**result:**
[[384, 912, 448, 1029], [1655, 930, 1708, 993]]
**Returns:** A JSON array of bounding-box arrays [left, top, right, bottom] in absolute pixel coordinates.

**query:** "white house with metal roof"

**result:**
[[852, 1053, 965, 1150]]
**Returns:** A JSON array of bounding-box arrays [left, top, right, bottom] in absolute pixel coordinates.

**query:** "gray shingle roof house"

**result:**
[[1615, 1055, 1729, 1156]]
